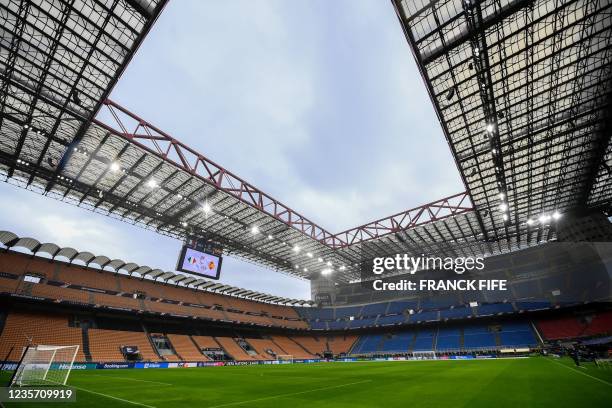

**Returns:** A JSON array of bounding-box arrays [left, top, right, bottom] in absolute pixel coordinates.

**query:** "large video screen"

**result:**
[[176, 246, 222, 279]]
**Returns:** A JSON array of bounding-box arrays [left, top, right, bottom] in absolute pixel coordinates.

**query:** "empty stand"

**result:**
[[167, 334, 208, 361], [271, 336, 315, 359], [214, 337, 257, 360], [88, 328, 158, 362], [0, 311, 85, 361]]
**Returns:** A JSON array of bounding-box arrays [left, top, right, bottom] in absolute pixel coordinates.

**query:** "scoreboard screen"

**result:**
[[176, 245, 223, 279]]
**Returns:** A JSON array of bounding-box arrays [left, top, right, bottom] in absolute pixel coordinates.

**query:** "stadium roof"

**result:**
[[0, 230, 312, 305], [1, 0, 610, 284], [392, 0, 612, 248]]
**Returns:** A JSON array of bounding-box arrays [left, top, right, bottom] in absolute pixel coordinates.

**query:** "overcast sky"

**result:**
[[0, 0, 462, 299]]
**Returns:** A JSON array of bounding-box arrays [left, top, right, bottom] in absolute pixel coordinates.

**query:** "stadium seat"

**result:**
[[0, 311, 85, 361]]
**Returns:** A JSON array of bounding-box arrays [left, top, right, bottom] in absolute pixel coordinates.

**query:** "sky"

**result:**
[[0, 0, 462, 299]]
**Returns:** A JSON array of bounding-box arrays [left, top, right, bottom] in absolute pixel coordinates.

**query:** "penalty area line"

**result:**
[[71, 385, 157, 408], [206, 379, 373, 408], [546, 358, 612, 387]]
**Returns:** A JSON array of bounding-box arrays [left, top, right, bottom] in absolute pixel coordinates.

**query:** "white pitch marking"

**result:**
[[547, 358, 612, 386], [71, 385, 157, 408], [206, 379, 373, 408]]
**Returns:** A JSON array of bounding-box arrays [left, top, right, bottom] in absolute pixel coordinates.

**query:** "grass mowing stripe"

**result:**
[[546, 358, 612, 387], [71, 384, 157, 408], [206, 379, 373, 408], [87, 373, 173, 385]]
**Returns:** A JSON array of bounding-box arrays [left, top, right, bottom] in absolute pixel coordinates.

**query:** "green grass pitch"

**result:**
[[2, 357, 611, 407]]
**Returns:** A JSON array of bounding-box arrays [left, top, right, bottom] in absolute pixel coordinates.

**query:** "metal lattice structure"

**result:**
[[0, 0, 611, 284], [392, 0, 612, 251], [0, 0, 167, 192]]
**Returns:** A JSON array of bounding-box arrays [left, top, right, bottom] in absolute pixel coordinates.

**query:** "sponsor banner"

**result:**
[[52, 363, 97, 370], [224, 361, 261, 366], [197, 362, 225, 367], [168, 362, 198, 368], [0, 363, 18, 371], [449, 355, 474, 360], [97, 362, 134, 369], [134, 362, 168, 369]]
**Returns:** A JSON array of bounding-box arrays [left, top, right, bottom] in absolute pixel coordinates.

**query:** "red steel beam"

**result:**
[[93, 99, 342, 246], [93, 99, 473, 249], [330, 192, 473, 248]]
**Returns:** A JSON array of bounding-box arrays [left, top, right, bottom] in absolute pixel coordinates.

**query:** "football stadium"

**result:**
[[0, 0, 611, 407]]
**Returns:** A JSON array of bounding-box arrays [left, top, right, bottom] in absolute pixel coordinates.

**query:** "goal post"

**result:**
[[10, 345, 79, 387], [277, 354, 293, 364], [412, 350, 437, 360]]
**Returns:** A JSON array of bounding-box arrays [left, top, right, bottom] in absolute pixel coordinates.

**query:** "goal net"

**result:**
[[412, 351, 437, 360], [10, 345, 79, 387], [277, 355, 294, 364]]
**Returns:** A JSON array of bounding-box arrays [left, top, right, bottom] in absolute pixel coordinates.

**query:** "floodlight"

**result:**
[[251, 226, 259, 235], [552, 211, 562, 220], [499, 203, 508, 212], [109, 162, 120, 172], [539, 214, 551, 223], [146, 179, 157, 188]]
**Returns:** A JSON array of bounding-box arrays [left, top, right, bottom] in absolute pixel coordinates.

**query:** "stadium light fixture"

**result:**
[[321, 268, 332, 275], [539, 214, 551, 223], [294, 265, 299, 269], [306, 252, 313, 258], [293, 245, 300, 252], [552, 211, 562, 220], [181, 221, 188, 227], [251, 226, 259, 235], [109, 162, 120, 172], [502, 214, 508, 222], [499, 192, 505, 200], [202, 202, 212, 214], [267, 235, 273, 240], [486, 123, 495, 133], [499, 203, 508, 212], [326, 261, 332, 267], [526, 219, 535, 226], [303, 268, 308, 272], [146, 179, 158, 188], [317, 257, 323, 262], [339, 265, 346, 271]]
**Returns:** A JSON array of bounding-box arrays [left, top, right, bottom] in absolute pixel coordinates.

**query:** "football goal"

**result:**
[[412, 350, 437, 360], [10, 345, 79, 387], [277, 355, 294, 364]]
